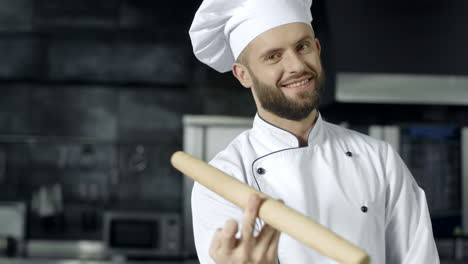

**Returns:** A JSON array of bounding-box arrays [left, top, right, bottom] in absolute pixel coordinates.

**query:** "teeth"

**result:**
[[285, 79, 309, 88]]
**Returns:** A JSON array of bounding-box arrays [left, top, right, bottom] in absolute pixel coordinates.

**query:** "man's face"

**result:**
[[237, 22, 325, 121]]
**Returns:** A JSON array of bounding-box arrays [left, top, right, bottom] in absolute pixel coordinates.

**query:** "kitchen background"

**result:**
[[0, 0, 467, 263]]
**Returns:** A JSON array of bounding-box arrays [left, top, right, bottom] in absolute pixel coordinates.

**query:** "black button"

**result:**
[[346, 151, 353, 157], [361, 206, 368, 213], [256, 167, 265, 175]]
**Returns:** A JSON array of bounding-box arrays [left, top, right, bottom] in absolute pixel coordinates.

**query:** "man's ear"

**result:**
[[232, 63, 253, 88], [315, 38, 321, 56]]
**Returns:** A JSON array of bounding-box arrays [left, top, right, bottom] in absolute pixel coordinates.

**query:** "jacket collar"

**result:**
[[252, 111, 326, 150]]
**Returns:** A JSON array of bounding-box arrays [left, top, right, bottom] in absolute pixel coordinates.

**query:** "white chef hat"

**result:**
[[189, 0, 313, 73]]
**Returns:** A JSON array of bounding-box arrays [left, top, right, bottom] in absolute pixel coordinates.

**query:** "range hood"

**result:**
[[336, 73, 468, 105], [322, 0, 468, 105]]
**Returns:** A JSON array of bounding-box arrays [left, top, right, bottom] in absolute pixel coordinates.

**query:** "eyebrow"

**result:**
[[257, 35, 315, 60]]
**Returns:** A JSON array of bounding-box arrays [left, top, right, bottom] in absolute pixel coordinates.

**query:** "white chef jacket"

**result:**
[[191, 113, 440, 263]]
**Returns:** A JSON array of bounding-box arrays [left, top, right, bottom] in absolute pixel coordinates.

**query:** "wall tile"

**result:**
[[0, 0, 34, 31], [202, 90, 256, 117], [0, 143, 30, 200], [119, 0, 198, 29], [327, 0, 468, 75], [0, 38, 43, 79], [48, 39, 191, 84], [118, 88, 200, 140], [34, 0, 119, 28], [0, 86, 30, 134], [30, 87, 118, 140]]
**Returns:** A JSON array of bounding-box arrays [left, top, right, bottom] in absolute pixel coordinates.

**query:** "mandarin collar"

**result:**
[[252, 112, 326, 149]]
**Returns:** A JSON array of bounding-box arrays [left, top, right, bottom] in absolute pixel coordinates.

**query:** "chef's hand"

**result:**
[[209, 194, 281, 264]]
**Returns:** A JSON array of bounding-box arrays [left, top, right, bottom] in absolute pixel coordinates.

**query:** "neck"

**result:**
[[258, 108, 318, 147]]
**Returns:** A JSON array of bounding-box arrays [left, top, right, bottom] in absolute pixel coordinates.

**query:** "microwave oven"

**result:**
[[103, 211, 181, 259]]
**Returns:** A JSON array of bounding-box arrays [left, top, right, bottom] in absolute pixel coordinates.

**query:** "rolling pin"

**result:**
[[171, 151, 370, 264]]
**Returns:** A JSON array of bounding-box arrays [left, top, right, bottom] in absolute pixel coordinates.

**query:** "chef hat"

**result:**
[[189, 0, 313, 73]]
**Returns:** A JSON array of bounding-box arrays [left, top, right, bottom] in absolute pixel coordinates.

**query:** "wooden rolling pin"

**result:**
[[171, 151, 370, 264]]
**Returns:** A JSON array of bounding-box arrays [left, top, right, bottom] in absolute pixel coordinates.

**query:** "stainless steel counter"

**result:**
[[1, 240, 199, 264], [26, 240, 106, 260], [0, 258, 199, 264], [0, 259, 112, 264]]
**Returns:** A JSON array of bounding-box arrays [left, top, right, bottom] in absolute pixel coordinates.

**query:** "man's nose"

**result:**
[[283, 51, 306, 73]]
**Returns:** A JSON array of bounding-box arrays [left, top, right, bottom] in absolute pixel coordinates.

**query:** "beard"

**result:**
[[249, 68, 325, 121]]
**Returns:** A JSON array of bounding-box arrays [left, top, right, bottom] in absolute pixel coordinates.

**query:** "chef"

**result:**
[[189, 0, 440, 263]]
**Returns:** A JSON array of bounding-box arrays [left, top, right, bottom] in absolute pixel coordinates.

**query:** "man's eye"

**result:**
[[265, 53, 280, 61], [298, 43, 310, 51]]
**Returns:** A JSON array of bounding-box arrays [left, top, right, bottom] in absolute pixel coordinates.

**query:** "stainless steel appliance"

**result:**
[[182, 115, 253, 256], [103, 211, 181, 259]]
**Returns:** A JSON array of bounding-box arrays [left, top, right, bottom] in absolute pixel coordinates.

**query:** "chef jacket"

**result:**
[[191, 113, 440, 263]]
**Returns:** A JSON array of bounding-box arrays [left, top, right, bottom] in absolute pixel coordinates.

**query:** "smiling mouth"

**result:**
[[281, 77, 313, 90], [284, 78, 310, 88]]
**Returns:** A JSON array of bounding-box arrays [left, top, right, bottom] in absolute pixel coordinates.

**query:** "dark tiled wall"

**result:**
[[30, 87, 118, 139], [0, 86, 210, 200], [0, 0, 256, 240], [0, 0, 34, 31], [34, 0, 120, 28], [48, 39, 191, 84], [0, 87, 30, 134]]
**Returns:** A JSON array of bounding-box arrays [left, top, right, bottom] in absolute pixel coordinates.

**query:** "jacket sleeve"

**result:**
[[191, 157, 253, 264], [384, 143, 440, 263]]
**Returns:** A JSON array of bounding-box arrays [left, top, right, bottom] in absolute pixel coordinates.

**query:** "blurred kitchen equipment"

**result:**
[[371, 125, 468, 237], [129, 145, 147, 173], [31, 183, 63, 218], [26, 240, 106, 259], [182, 115, 253, 256], [436, 235, 468, 261], [0, 202, 26, 256], [0, 236, 16, 257], [103, 211, 181, 259]]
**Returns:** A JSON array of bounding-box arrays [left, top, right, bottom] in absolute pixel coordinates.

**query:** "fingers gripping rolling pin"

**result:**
[[171, 151, 370, 264]]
